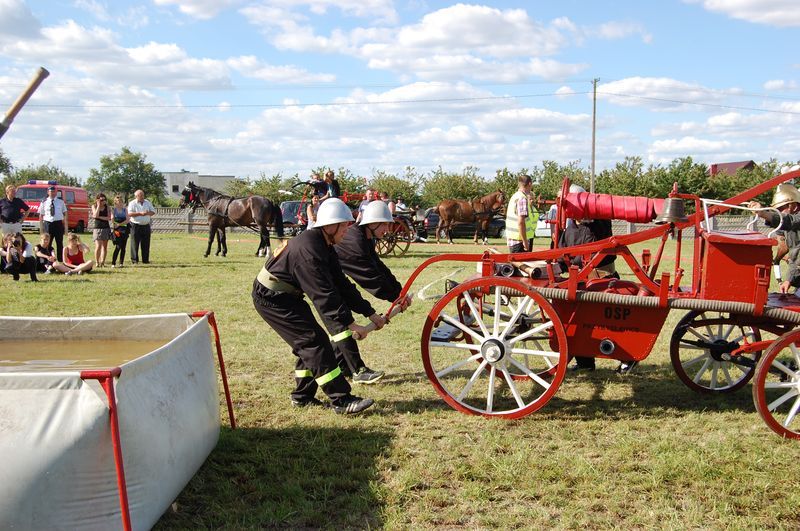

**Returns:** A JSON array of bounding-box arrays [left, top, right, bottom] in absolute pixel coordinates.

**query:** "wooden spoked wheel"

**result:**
[[670, 311, 761, 393], [753, 330, 800, 439], [421, 276, 568, 418], [374, 235, 395, 257], [390, 218, 414, 257]]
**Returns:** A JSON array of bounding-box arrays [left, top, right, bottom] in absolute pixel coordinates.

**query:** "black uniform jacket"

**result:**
[[266, 228, 375, 335], [335, 224, 403, 302], [559, 219, 616, 268]]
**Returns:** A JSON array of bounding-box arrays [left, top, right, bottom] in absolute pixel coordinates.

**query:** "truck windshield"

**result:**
[[18, 188, 47, 201]]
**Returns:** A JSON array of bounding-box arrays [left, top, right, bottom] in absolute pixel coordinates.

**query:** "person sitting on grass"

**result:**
[[334, 200, 412, 383], [57, 232, 94, 276], [34, 233, 57, 275], [2, 232, 38, 281]]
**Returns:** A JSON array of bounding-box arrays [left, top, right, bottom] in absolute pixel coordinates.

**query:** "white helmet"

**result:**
[[569, 183, 586, 194], [314, 198, 354, 228], [359, 200, 394, 226]]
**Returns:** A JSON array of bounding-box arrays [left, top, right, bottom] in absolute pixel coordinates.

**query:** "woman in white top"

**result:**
[[306, 195, 320, 229]]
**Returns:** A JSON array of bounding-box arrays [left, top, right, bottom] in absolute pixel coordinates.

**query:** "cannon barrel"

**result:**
[[0, 67, 50, 141]]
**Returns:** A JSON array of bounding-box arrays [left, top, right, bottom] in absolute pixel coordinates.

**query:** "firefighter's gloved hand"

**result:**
[[350, 322, 370, 341], [369, 313, 386, 330]]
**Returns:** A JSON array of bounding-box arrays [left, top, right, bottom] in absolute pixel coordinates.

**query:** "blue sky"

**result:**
[[0, 0, 798, 182]]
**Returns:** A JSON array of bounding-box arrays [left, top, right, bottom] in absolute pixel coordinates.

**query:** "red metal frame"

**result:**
[[79, 367, 131, 531], [192, 310, 237, 429], [78, 311, 235, 531]]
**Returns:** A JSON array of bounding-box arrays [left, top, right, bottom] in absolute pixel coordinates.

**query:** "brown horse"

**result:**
[[180, 182, 284, 258], [435, 190, 506, 244]]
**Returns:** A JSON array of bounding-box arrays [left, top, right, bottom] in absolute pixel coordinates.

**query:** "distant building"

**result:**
[[708, 160, 756, 177], [163, 170, 236, 199]]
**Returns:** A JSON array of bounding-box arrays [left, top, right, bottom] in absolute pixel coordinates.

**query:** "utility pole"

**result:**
[[589, 77, 600, 193], [590, 78, 598, 193]]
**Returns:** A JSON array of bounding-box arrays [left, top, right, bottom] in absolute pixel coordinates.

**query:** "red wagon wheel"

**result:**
[[670, 311, 761, 393], [752, 329, 800, 439], [421, 276, 568, 418]]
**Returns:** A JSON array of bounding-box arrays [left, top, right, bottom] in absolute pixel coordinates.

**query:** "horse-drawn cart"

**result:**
[[385, 170, 800, 439]]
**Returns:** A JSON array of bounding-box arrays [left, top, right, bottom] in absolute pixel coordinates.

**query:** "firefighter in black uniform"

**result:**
[[251, 198, 385, 414], [559, 210, 633, 373], [334, 200, 413, 383]]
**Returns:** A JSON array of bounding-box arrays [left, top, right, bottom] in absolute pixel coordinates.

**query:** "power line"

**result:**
[[6, 88, 800, 116], [599, 91, 800, 115]]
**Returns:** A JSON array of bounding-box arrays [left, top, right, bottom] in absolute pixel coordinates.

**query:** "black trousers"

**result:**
[[508, 239, 534, 253], [334, 337, 366, 376], [251, 280, 351, 402], [112, 227, 129, 265], [130, 223, 151, 263], [5, 256, 37, 281], [42, 220, 65, 260]]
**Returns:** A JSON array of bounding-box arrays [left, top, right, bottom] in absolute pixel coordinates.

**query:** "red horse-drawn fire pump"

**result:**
[[385, 169, 800, 439]]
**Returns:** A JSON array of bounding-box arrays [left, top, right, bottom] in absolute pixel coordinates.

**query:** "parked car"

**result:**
[[421, 209, 506, 241], [279, 200, 307, 236], [535, 213, 552, 239]]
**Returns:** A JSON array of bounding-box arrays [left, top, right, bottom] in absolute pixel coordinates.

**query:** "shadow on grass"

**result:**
[[156, 426, 392, 530], [381, 366, 759, 420]]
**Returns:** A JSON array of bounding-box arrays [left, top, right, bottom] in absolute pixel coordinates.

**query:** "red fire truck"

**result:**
[[17, 180, 90, 233]]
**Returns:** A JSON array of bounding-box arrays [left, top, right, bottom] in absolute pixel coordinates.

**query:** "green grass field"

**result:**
[[5, 232, 800, 529]]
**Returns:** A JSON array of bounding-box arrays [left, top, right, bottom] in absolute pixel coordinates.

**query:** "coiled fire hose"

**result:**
[[496, 285, 800, 325]]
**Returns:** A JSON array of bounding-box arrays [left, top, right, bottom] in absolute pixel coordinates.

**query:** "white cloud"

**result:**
[[153, 0, 246, 20], [764, 79, 799, 91], [0, 0, 41, 41], [556, 85, 577, 99], [598, 77, 732, 112], [227, 55, 336, 83], [73, 0, 110, 21], [650, 136, 731, 154], [684, 0, 800, 27]]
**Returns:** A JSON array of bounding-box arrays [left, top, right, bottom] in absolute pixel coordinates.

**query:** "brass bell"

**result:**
[[655, 198, 688, 224]]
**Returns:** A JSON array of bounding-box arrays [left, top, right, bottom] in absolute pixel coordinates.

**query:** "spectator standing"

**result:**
[[39, 185, 68, 260], [379, 191, 396, 214], [395, 197, 409, 212], [91, 193, 112, 267], [110, 194, 129, 268], [127, 189, 155, 264], [505, 174, 536, 253], [355, 189, 375, 224], [306, 195, 320, 229], [0, 185, 30, 237], [34, 233, 57, 274]]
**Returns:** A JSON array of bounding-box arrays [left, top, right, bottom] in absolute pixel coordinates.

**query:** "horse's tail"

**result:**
[[273, 203, 284, 238]]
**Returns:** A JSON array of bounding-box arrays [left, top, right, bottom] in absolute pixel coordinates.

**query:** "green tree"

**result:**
[[491, 168, 521, 205], [368, 169, 421, 206], [11, 163, 81, 187], [86, 147, 165, 204], [420, 166, 487, 206], [0, 148, 12, 180]]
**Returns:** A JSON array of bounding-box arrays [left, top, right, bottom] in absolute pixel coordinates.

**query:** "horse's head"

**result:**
[[486, 190, 506, 214], [180, 182, 203, 212]]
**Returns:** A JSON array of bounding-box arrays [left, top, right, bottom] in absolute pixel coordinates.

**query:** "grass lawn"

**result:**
[[5, 232, 800, 529]]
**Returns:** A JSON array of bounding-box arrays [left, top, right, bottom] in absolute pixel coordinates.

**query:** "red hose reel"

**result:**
[[562, 191, 665, 224]]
